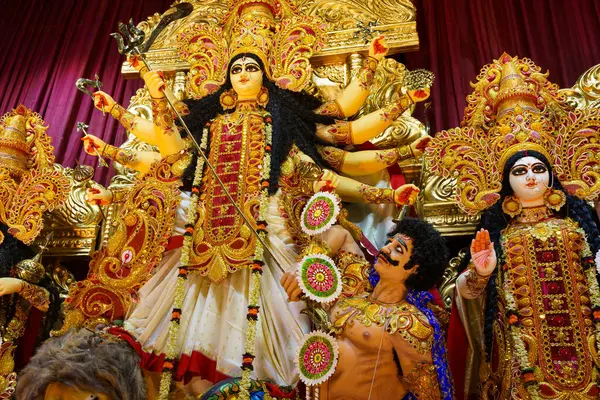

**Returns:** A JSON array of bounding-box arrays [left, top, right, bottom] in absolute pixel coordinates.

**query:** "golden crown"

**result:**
[[426, 54, 600, 215], [177, 0, 326, 98]]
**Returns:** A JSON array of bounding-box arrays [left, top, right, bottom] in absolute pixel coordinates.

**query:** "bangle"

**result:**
[[359, 184, 395, 204]]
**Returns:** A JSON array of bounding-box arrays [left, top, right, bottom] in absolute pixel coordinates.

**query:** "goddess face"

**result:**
[[508, 156, 550, 203], [229, 56, 264, 99], [374, 233, 417, 283]]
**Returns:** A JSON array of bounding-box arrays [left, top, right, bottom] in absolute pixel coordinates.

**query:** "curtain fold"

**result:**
[[0, 0, 599, 185], [405, 0, 600, 134], [0, 0, 172, 184]]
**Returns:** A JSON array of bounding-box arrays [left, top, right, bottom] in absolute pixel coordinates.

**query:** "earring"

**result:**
[[220, 89, 238, 110], [502, 195, 522, 218], [543, 188, 566, 211], [257, 86, 269, 107]]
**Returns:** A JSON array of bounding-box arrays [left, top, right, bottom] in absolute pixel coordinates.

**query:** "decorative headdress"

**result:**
[[426, 53, 600, 215], [177, 0, 327, 98]]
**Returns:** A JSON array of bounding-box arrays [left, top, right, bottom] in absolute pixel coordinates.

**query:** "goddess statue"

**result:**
[[427, 54, 600, 399], [73, 0, 430, 397]]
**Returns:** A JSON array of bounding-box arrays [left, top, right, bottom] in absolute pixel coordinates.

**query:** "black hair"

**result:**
[[388, 218, 449, 291], [0, 223, 60, 343], [179, 53, 335, 193], [460, 150, 600, 359], [0, 223, 34, 333]]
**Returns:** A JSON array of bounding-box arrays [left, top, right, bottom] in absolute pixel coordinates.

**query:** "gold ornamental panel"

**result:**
[[121, 0, 418, 77]]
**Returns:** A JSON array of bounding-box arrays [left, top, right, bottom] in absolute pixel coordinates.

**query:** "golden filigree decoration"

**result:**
[[297, 0, 415, 27], [426, 126, 502, 215], [56, 158, 182, 334], [0, 106, 71, 244], [427, 54, 600, 214]]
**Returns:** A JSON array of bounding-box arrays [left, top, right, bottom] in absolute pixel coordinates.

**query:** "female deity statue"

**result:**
[[77, 1, 430, 397], [426, 54, 600, 399]]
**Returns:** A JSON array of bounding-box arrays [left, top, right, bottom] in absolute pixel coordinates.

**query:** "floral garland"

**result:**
[[502, 271, 541, 399], [157, 123, 210, 399], [239, 115, 272, 400]]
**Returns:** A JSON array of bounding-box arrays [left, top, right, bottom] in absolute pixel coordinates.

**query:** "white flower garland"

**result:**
[[158, 125, 210, 400]]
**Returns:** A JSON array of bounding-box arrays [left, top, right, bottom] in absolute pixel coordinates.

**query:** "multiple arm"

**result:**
[[81, 134, 161, 174], [318, 135, 431, 176], [315, 36, 388, 119], [316, 95, 416, 146]]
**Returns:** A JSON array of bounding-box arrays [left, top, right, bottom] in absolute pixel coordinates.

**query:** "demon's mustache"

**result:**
[[377, 250, 400, 267]]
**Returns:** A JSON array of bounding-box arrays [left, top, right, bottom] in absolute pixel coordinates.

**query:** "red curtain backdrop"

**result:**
[[0, 0, 599, 184], [0, 0, 172, 184], [405, 0, 600, 134]]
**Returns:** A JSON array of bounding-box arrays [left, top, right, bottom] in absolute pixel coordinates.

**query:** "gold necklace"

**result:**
[[516, 205, 552, 223]]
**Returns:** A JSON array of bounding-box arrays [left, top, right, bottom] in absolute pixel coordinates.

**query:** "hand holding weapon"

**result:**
[[77, 122, 108, 168]]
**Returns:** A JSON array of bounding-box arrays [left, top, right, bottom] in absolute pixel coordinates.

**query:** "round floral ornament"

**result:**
[[296, 331, 339, 386], [301, 191, 341, 236], [297, 254, 342, 304]]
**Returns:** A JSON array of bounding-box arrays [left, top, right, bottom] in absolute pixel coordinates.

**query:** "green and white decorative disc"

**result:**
[[301, 192, 340, 236], [297, 254, 342, 304], [296, 331, 339, 386]]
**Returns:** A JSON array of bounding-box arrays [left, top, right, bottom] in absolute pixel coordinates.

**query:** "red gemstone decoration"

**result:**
[[547, 282, 560, 294], [542, 251, 554, 262]]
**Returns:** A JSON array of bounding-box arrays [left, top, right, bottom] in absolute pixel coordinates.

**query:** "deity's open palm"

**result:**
[[470, 229, 497, 276]]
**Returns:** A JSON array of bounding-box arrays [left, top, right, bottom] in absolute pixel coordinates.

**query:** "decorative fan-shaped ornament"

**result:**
[[296, 331, 339, 386], [297, 254, 341, 304], [300, 191, 340, 236]]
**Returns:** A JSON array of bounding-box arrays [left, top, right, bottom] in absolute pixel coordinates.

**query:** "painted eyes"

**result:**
[[231, 64, 260, 74], [510, 163, 547, 176], [385, 239, 405, 254]]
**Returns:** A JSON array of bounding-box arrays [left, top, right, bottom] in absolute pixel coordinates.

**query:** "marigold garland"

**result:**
[[499, 227, 600, 400], [239, 116, 272, 400], [157, 124, 210, 399]]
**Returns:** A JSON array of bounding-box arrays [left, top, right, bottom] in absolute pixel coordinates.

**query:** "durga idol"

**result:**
[[78, 0, 429, 397]]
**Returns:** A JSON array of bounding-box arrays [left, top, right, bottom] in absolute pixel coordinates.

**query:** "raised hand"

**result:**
[[470, 229, 497, 276], [0, 277, 23, 297], [85, 183, 113, 206], [81, 134, 106, 156], [93, 91, 116, 114], [369, 35, 389, 61], [280, 271, 302, 302], [314, 169, 340, 192], [394, 184, 420, 205], [410, 135, 432, 157]]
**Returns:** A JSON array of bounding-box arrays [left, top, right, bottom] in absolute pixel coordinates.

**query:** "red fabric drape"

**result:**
[[0, 0, 172, 184], [405, 0, 600, 134]]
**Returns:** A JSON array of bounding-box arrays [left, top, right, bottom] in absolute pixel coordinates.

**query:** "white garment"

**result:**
[[124, 191, 309, 385]]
